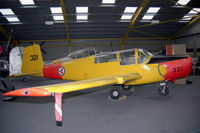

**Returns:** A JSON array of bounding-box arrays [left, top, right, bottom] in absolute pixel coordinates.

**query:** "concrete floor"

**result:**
[[0, 76, 200, 133]]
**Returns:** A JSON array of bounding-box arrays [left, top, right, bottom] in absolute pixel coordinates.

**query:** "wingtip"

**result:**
[[3, 88, 51, 97]]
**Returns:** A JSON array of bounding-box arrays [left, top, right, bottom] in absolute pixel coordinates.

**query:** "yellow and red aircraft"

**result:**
[[2, 44, 192, 125]]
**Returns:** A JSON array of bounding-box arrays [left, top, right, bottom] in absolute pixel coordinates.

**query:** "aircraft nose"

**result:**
[[160, 56, 192, 82]]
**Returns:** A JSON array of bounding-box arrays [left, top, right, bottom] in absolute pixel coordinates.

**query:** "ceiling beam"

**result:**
[[169, 15, 200, 41], [132, 29, 169, 39], [0, 37, 168, 44], [168, 0, 198, 13], [132, 15, 198, 30], [60, 0, 72, 53], [120, 0, 149, 50]]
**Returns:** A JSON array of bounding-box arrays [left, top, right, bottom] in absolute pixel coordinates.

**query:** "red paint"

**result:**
[[166, 45, 173, 55], [160, 56, 192, 82], [0, 46, 3, 55], [55, 93, 62, 122], [3, 88, 51, 97], [43, 64, 63, 79]]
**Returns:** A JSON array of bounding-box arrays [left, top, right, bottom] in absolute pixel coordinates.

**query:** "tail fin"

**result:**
[[21, 44, 43, 74], [9, 44, 43, 76]]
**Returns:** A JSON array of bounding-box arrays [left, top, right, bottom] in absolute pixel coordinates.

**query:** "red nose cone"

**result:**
[[160, 56, 192, 82], [3, 88, 51, 97]]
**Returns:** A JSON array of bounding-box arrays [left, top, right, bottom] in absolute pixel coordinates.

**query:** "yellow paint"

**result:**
[[16, 44, 167, 94], [27, 73, 141, 93], [21, 44, 43, 74], [60, 49, 166, 86]]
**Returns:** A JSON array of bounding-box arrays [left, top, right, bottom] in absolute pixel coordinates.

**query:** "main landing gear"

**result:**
[[110, 85, 132, 100], [158, 82, 169, 96]]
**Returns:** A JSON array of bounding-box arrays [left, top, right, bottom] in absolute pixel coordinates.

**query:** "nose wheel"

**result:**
[[159, 82, 169, 96]]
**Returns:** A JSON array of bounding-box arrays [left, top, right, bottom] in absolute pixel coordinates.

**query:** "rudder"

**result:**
[[21, 44, 43, 74]]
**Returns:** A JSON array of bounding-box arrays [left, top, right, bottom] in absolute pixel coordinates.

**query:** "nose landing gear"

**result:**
[[159, 82, 169, 96]]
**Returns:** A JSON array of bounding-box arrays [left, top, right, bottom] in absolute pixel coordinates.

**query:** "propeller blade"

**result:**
[[40, 41, 46, 46], [41, 48, 47, 55]]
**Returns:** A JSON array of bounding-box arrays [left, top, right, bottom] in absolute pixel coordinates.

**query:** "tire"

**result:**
[[122, 85, 131, 90], [159, 86, 169, 96], [110, 89, 121, 99]]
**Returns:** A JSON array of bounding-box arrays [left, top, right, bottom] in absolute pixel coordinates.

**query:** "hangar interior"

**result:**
[[0, 0, 200, 133]]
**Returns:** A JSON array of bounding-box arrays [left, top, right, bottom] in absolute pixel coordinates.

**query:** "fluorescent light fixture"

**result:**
[[188, 8, 200, 14], [124, 7, 137, 13], [50, 7, 62, 14], [178, 20, 189, 23], [119, 20, 131, 22], [54, 21, 64, 24], [151, 20, 160, 24], [6, 17, 20, 22], [102, 0, 115, 4], [76, 20, 88, 23], [172, 5, 184, 8], [181, 15, 192, 20], [76, 7, 88, 13], [146, 7, 160, 13], [19, 0, 35, 5], [176, 0, 190, 5], [53, 15, 64, 20], [142, 15, 154, 20], [121, 14, 133, 20], [193, 8, 200, 12], [45, 21, 54, 25], [140, 20, 151, 23], [10, 22, 23, 24], [76, 15, 88, 20], [0, 9, 14, 15]]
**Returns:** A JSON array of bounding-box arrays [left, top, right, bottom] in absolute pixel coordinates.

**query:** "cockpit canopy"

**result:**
[[68, 47, 98, 59], [95, 48, 152, 65]]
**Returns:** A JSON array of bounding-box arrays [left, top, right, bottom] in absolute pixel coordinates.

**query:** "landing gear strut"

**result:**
[[158, 82, 169, 96], [121, 85, 132, 90]]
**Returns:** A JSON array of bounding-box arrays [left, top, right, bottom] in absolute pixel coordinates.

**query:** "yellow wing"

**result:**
[[47, 73, 141, 93], [3, 73, 141, 96]]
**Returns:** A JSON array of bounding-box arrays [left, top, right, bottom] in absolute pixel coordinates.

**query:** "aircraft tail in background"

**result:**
[[9, 44, 43, 76]]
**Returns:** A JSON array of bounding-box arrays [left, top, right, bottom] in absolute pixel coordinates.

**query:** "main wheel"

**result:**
[[121, 85, 132, 90], [158, 86, 169, 96], [110, 89, 121, 99]]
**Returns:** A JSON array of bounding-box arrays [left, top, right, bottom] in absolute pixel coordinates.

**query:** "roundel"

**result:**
[[58, 67, 65, 76]]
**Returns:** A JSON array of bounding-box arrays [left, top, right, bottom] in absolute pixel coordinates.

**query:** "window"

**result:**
[[95, 53, 117, 64], [119, 50, 135, 65], [68, 48, 97, 59], [137, 49, 151, 64]]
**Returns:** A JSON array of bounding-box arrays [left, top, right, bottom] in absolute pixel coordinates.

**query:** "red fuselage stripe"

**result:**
[[43, 64, 63, 79]]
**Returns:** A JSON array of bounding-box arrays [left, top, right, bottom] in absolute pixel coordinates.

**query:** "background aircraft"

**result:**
[[2, 44, 192, 125]]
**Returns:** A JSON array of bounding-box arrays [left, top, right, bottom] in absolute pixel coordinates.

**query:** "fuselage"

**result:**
[[41, 49, 192, 86]]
